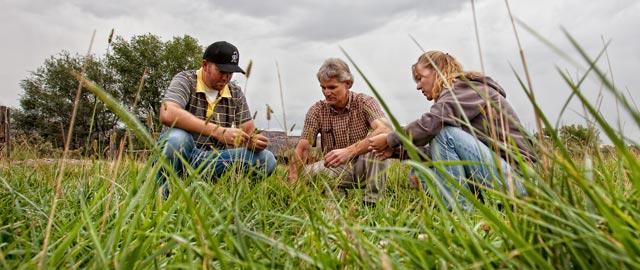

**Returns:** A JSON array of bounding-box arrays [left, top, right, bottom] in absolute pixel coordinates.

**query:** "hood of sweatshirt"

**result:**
[[459, 75, 507, 98]]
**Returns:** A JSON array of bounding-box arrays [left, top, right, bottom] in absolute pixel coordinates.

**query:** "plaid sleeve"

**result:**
[[362, 95, 386, 125], [300, 103, 321, 146], [232, 83, 252, 125], [162, 71, 191, 108]]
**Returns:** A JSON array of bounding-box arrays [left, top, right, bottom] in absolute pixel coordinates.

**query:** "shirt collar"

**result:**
[[328, 91, 353, 114], [196, 68, 231, 98]]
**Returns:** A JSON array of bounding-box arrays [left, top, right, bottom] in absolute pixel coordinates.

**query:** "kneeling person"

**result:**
[[288, 58, 390, 204], [158, 41, 276, 195], [369, 51, 533, 211]]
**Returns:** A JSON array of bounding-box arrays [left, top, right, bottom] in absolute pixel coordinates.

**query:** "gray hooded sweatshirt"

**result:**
[[387, 75, 536, 162]]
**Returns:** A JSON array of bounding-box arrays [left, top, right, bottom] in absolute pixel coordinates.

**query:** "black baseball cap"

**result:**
[[203, 41, 245, 74]]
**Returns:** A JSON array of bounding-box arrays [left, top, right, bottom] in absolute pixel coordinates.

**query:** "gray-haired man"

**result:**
[[288, 58, 391, 205]]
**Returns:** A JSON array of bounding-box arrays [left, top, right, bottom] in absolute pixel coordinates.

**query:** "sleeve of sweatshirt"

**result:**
[[386, 85, 485, 148], [387, 101, 449, 148]]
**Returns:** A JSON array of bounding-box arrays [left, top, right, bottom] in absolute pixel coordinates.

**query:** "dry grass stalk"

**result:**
[[127, 67, 148, 153], [470, 0, 501, 157], [275, 61, 289, 144], [243, 59, 253, 94], [504, 0, 549, 172], [38, 30, 96, 270], [600, 35, 623, 134]]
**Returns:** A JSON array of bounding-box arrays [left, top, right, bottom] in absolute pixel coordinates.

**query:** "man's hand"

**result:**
[[288, 139, 310, 184], [288, 162, 299, 183], [216, 127, 250, 147], [324, 148, 353, 168], [249, 133, 269, 151]]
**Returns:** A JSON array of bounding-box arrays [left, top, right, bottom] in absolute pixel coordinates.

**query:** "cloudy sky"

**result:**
[[1, 0, 638, 142]]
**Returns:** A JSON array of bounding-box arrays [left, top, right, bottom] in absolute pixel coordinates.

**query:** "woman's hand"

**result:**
[[368, 133, 389, 152]]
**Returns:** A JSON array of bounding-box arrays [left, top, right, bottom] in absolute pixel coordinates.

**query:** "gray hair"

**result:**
[[316, 58, 353, 83]]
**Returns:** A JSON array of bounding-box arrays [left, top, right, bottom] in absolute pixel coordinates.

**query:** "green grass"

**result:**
[[1, 26, 639, 269], [0, 151, 637, 269]]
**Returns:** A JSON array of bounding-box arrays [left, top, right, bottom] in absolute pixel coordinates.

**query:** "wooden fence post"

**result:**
[[108, 129, 117, 160], [0, 106, 10, 158]]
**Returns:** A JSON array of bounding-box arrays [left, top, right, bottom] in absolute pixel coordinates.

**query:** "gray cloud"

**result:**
[[1, 0, 638, 142], [210, 0, 467, 42]]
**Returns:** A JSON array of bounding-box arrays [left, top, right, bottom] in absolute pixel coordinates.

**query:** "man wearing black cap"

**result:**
[[157, 41, 276, 193]]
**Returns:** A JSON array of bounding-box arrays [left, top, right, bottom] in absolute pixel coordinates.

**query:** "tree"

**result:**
[[559, 124, 600, 148], [107, 34, 202, 134], [536, 124, 600, 155], [13, 51, 118, 149], [14, 34, 203, 152]]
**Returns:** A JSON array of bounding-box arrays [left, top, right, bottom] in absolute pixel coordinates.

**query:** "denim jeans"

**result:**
[[156, 128, 277, 197], [411, 126, 527, 210]]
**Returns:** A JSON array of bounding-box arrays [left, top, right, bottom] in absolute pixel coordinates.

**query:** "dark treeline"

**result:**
[[12, 34, 203, 152], [10, 33, 607, 157]]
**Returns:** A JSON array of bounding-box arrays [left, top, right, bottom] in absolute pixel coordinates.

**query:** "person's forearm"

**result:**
[[346, 124, 391, 157], [289, 143, 310, 178], [371, 120, 392, 136], [295, 145, 310, 166], [160, 104, 223, 139], [346, 139, 370, 158]]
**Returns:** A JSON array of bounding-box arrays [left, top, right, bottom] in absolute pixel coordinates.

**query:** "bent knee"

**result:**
[[432, 126, 471, 150], [161, 129, 193, 154], [256, 150, 277, 175], [164, 129, 191, 144], [435, 126, 464, 140]]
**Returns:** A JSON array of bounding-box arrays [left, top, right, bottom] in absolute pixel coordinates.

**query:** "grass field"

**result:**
[[1, 145, 638, 269], [1, 25, 640, 269]]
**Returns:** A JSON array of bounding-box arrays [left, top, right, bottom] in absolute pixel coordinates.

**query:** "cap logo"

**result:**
[[231, 51, 238, 63]]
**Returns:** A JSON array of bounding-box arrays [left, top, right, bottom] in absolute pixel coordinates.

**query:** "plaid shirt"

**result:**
[[162, 69, 251, 150], [300, 92, 386, 154]]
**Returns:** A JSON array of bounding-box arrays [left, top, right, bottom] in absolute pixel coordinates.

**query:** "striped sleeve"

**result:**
[[235, 93, 251, 125], [162, 71, 191, 108], [230, 83, 251, 125]]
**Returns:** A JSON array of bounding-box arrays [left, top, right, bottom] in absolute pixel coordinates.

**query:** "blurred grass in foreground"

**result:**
[[0, 29, 639, 269]]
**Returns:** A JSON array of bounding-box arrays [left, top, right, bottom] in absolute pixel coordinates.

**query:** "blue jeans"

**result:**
[[156, 128, 277, 196], [411, 126, 527, 210]]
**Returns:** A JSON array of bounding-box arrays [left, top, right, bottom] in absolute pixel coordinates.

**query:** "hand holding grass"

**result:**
[[248, 133, 269, 151], [216, 127, 250, 147], [287, 162, 299, 183], [288, 139, 311, 183]]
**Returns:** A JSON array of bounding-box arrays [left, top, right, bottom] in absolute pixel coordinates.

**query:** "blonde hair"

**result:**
[[413, 51, 465, 101]]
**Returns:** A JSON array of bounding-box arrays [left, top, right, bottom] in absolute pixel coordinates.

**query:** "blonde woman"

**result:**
[[369, 51, 534, 210]]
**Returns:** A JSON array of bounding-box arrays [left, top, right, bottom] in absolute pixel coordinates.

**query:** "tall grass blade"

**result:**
[[38, 30, 96, 270]]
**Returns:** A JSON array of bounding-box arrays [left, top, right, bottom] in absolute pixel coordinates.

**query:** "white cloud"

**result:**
[[1, 0, 638, 142]]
